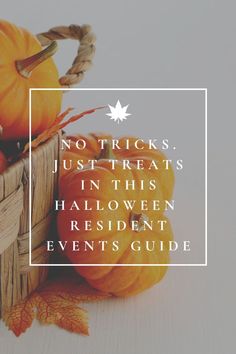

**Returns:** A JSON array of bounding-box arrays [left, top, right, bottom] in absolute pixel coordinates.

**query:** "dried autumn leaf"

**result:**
[[53, 107, 74, 125], [3, 297, 35, 337], [39, 277, 111, 303], [35, 293, 89, 335], [2, 277, 110, 337], [23, 106, 105, 153]]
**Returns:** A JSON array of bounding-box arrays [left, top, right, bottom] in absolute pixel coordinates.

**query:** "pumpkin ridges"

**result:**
[[61, 133, 175, 201], [62, 136, 174, 212], [0, 76, 27, 130], [0, 20, 62, 139], [75, 235, 137, 282], [58, 163, 172, 292], [9, 82, 29, 132], [82, 134, 101, 155], [59, 165, 128, 201], [0, 32, 16, 62], [87, 244, 144, 293], [71, 231, 134, 279], [67, 133, 112, 158], [58, 201, 128, 241], [90, 235, 166, 296], [117, 155, 174, 201], [0, 20, 24, 53], [0, 71, 18, 108], [122, 255, 169, 297], [66, 143, 94, 159], [21, 25, 45, 61], [115, 267, 163, 297], [83, 218, 171, 295], [83, 232, 172, 296], [89, 133, 113, 155], [67, 133, 103, 158], [76, 266, 115, 282], [114, 244, 170, 297], [21, 25, 35, 56], [129, 167, 165, 207], [58, 133, 175, 296], [87, 266, 143, 295], [62, 163, 138, 205]]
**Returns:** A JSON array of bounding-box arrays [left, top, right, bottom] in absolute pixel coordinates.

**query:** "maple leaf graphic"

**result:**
[[106, 100, 131, 123]]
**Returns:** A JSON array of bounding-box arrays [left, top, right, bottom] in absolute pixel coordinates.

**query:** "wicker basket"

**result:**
[[0, 132, 62, 317], [0, 22, 96, 317]]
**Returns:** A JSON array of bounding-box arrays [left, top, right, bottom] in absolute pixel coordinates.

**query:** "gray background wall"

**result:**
[[0, 1, 235, 353]]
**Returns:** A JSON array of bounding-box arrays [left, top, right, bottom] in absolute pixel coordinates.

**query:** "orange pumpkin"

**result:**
[[0, 150, 7, 173], [58, 134, 174, 296], [61, 133, 174, 201], [0, 20, 62, 140]]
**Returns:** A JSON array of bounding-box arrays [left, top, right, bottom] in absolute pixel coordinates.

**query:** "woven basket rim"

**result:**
[[0, 132, 61, 177]]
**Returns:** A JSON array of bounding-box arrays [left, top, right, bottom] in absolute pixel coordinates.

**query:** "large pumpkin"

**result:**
[[0, 20, 62, 140], [58, 134, 174, 296], [61, 133, 174, 201]]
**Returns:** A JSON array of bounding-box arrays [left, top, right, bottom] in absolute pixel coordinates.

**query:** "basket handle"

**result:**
[[36, 24, 96, 88]]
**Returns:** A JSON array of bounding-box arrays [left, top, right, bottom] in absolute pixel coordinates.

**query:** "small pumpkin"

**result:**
[[0, 20, 62, 140], [58, 134, 174, 297], [0, 150, 8, 173]]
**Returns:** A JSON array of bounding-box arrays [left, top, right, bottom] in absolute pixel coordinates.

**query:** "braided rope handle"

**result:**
[[36, 24, 96, 87]]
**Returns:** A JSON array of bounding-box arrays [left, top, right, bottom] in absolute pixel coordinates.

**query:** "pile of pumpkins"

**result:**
[[0, 20, 174, 297]]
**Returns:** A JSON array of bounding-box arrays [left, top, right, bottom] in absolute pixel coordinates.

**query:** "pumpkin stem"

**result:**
[[97, 142, 116, 160], [15, 41, 58, 78], [129, 212, 149, 232]]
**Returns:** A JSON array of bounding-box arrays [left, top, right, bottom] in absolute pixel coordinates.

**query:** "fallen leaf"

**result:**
[[23, 106, 105, 153], [39, 276, 110, 304], [3, 277, 110, 337], [3, 297, 36, 337], [34, 293, 89, 335]]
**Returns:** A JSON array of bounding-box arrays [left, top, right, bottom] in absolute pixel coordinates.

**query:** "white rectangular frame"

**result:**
[[29, 88, 207, 267]]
